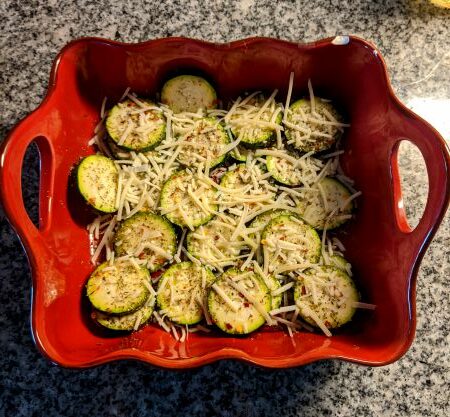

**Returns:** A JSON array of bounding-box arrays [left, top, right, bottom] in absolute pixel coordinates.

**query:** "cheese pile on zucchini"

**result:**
[[80, 74, 371, 339]]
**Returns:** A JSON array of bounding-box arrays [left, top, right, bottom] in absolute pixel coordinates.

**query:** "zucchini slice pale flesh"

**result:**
[[114, 212, 177, 272], [177, 117, 229, 168], [86, 259, 150, 314], [77, 154, 118, 213], [261, 214, 321, 275], [265, 274, 282, 310], [229, 94, 283, 148], [186, 215, 243, 269], [159, 169, 218, 229], [207, 268, 271, 335], [294, 265, 359, 331], [161, 75, 217, 114], [284, 98, 343, 153], [106, 136, 158, 160], [156, 262, 215, 325], [219, 162, 267, 190], [328, 255, 351, 272], [302, 177, 354, 230], [266, 153, 306, 186], [93, 293, 155, 331], [106, 98, 165, 152], [249, 209, 293, 239]]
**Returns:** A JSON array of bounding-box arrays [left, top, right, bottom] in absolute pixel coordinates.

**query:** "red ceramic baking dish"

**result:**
[[0, 36, 449, 369]]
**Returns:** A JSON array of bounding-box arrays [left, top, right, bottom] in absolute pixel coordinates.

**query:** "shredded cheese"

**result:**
[[84, 79, 361, 342]]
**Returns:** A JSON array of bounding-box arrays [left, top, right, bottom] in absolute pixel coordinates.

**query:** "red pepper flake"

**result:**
[[151, 270, 163, 279], [225, 323, 232, 330], [301, 286, 306, 295], [244, 302, 250, 308]]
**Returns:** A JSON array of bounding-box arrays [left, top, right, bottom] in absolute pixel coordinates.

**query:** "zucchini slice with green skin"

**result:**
[[161, 75, 217, 114], [186, 215, 243, 269], [294, 265, 359, 330], [219, 163, 266, 190], [265, 274, 282, 310], [106, 98, 165, 152], [284, 98, 344, 153], [249, 209, 294, 231], [302, 177, 354, 230], [77, 155, 118, 213], [156, 262, 215, 325], [106, 136, 158, 160], [92, 293, 155, 331], [219, 163, 275, 215], [266, 153, 306, 186], [86, 260, 150, 314], [177, 117, 229, 168], [219, 164, 247, 189], [261, 214, 321, 274], [228, 95, 283, 148], [230, 146, 254, 162], [248, 209, 293, 246], [207, 268, 271, 335], [328, 255, 351, 272], [159, 169, 218, 229], [114, 212, 177, 272]]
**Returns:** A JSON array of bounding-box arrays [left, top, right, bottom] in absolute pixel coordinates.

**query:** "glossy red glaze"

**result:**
[[0, 36, 449, 369]]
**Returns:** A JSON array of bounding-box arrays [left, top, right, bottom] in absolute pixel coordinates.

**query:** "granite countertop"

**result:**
[[1, 1, 449, 416]]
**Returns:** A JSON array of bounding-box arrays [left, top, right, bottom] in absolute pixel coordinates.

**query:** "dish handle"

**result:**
[[390, 116, 450, 247], [0, 108, 54, 257]]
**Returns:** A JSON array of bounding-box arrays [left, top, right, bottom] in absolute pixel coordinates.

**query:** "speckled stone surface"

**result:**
[[1, 1, 449, 416]]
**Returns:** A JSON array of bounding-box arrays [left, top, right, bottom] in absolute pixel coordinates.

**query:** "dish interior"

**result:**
[[28, 38, 425, 366]]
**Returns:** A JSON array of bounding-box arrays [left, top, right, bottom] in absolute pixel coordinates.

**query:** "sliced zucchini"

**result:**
[[219, 163, 276, 215], [86, 259, 149, 314], [92, 293, 155, 331], [328, 255, 351, 272], [106, 98, 165, 152], [302, 177, 354, 230], [156, 262, 215, 325], [159, 169, 218, 228], [266, 153, 305, 186], [248, 209, 293, 246], [228, 94, 283, 148], [161, 75, 217, 114], [77, 155, 118, 213], [114, 212, 177, 272], [249, 208, 294, 231], [230, 146, 254, 162], [177, 117, 229, 168], [186, 215, 243, 269], [219, 164, 248, 189], [261, 214, 321, 274], [265, 274, 282, 310], [294, 265, 359, 330], [284, 98, 343, 153], [220, 163, 266, 190], [207, 268, 271, 335], [106, 136, 158, 160]]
